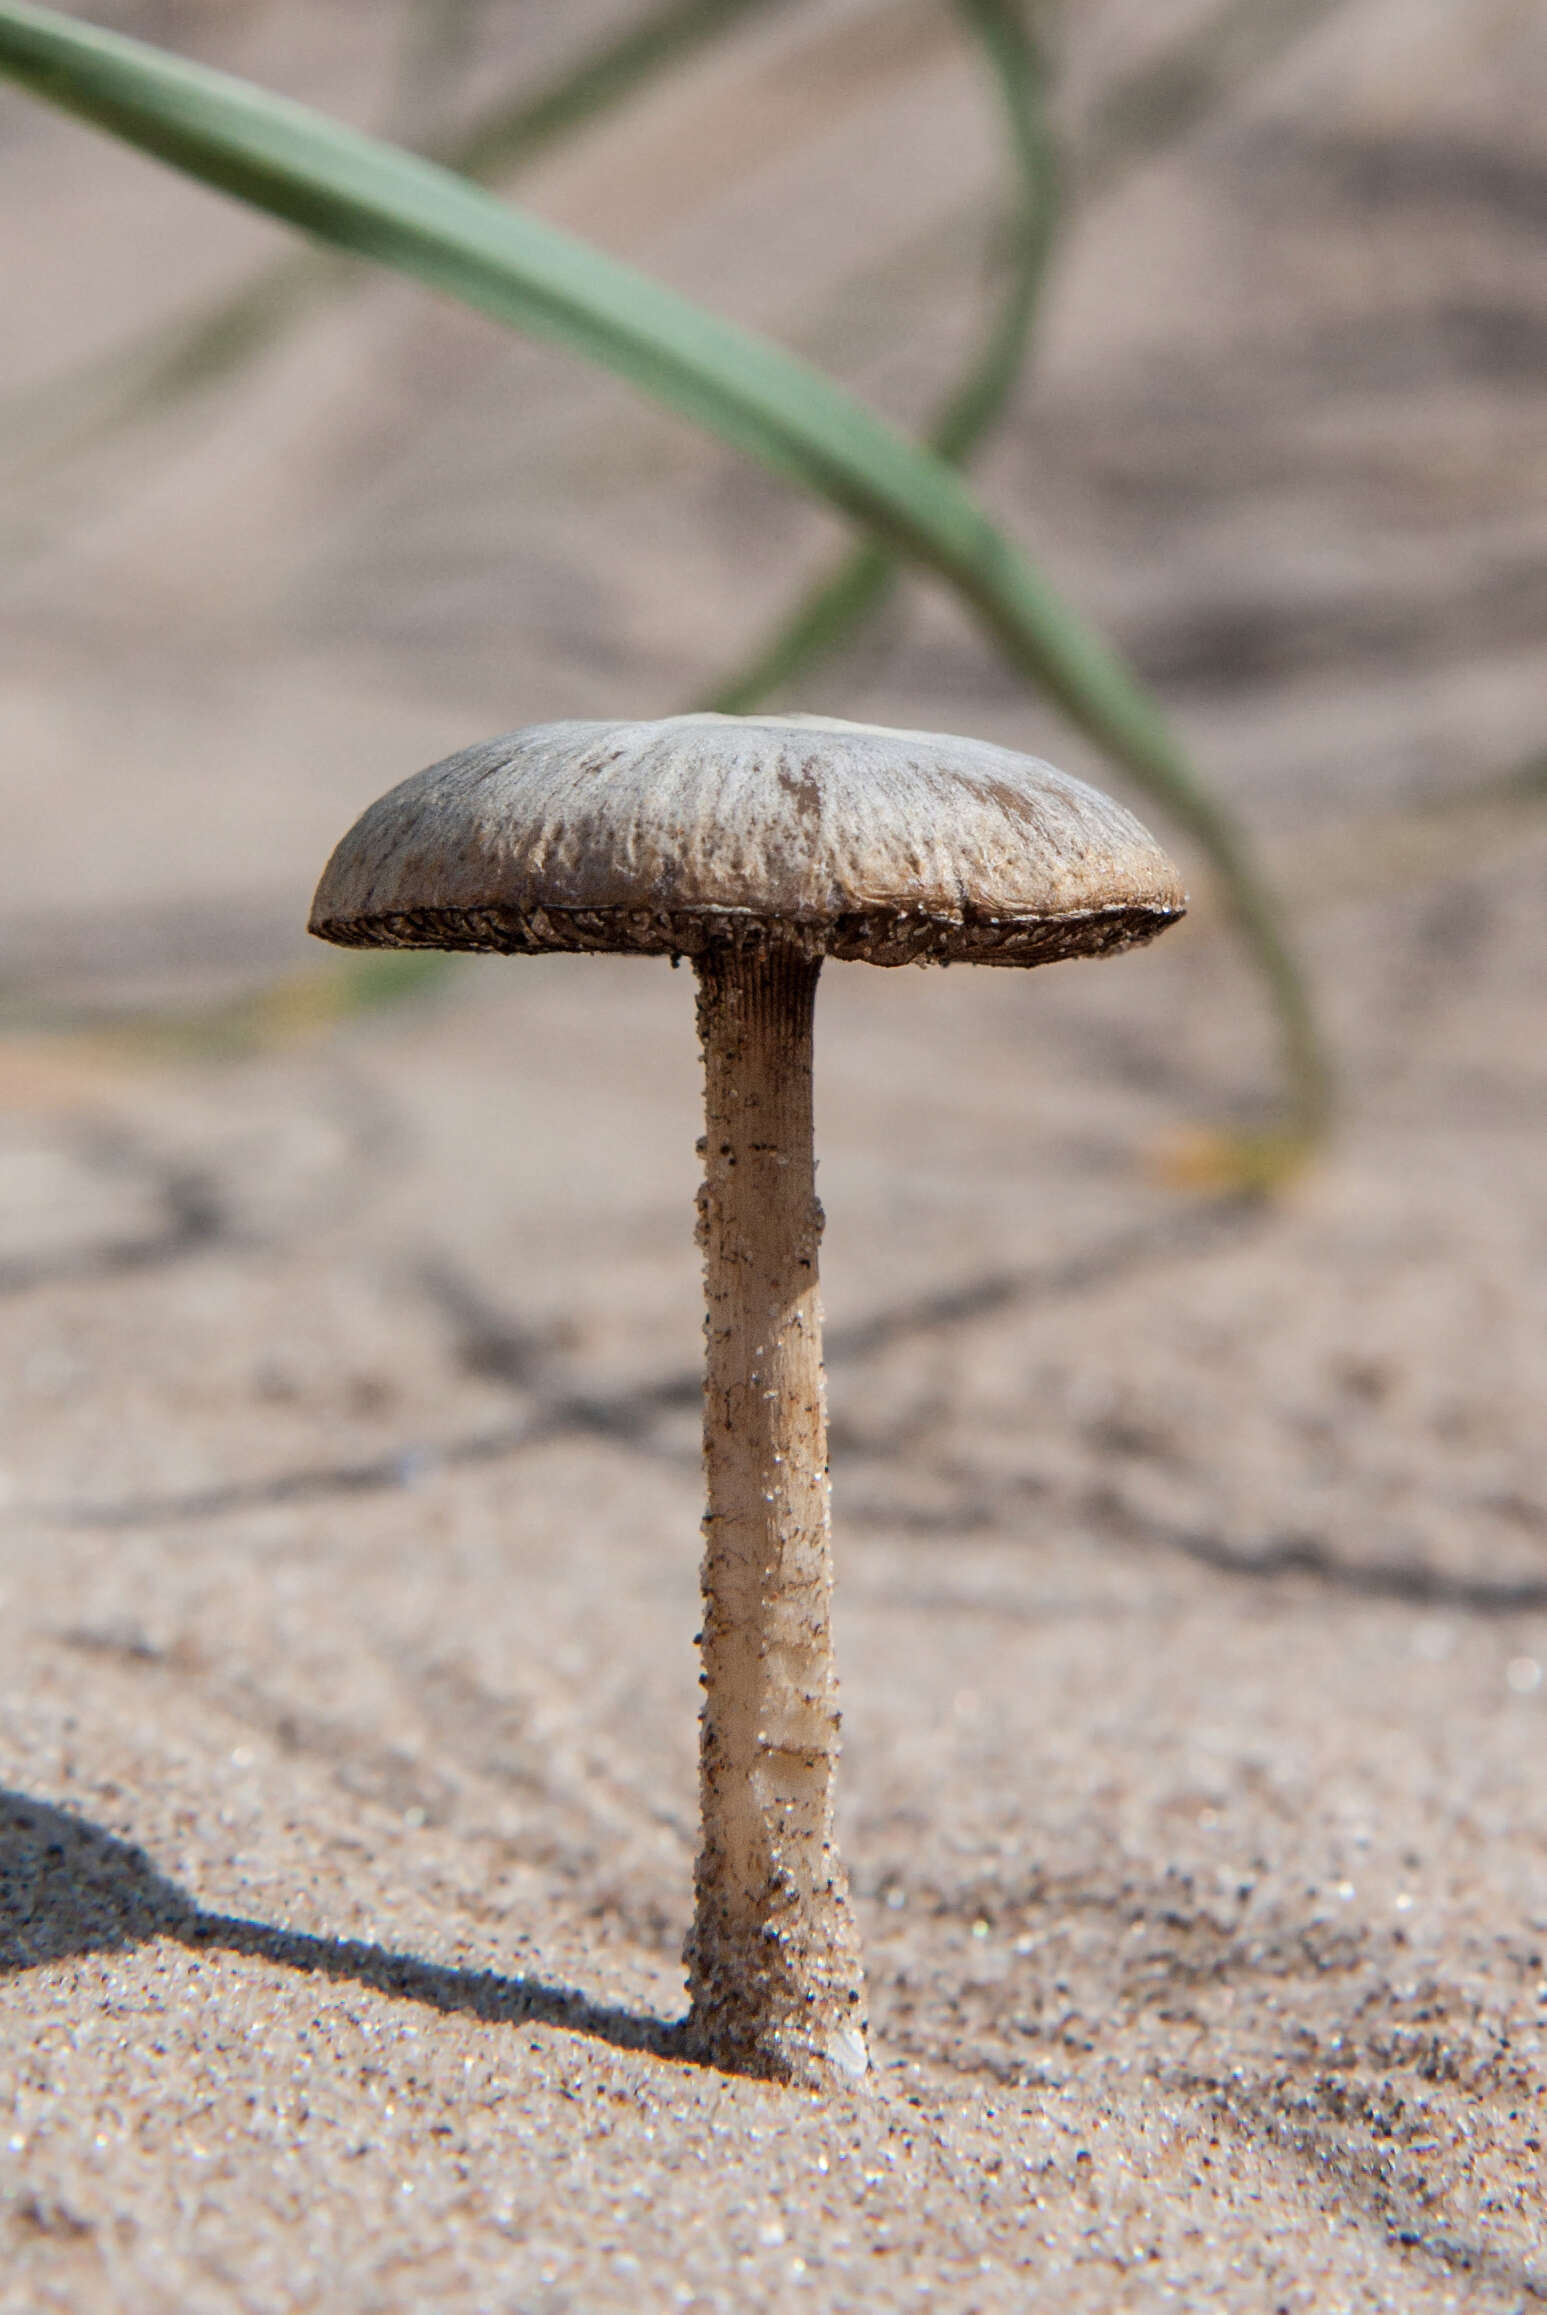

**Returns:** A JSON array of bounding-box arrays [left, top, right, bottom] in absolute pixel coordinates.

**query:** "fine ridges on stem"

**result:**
[[687, 946, 867, 2086]]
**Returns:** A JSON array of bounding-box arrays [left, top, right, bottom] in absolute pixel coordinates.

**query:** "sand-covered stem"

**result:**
[[685, 943, 868, 2088]]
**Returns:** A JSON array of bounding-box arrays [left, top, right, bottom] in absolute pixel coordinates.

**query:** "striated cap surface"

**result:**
[[309, 712, 1185, 968]]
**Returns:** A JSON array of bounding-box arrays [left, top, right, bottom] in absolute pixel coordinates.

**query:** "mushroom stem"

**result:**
[[686, 941, 868, 2089]]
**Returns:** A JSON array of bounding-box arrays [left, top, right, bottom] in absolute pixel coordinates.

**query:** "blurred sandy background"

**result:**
[[1, 2, 1546, 2308]]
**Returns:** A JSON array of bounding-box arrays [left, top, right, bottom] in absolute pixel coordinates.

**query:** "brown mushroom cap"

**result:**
[[308, 712, 1185, 967]]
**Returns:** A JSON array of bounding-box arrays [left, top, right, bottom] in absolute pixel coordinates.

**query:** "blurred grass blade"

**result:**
[[0, 0, 1328, 1150], [704, 0, 1058, 713], [707, 0, 1360, 716], [927, 0, 1057, 467], [1, 0, 785, 469], [452, 0, 780, 182]]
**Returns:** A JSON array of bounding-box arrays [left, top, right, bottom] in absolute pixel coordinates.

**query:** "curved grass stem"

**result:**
[[0, 0, 782, 472], [702, 0, 1346, 1160], [0, 0, 1332, 1151], [702, 0, 1058, 715]]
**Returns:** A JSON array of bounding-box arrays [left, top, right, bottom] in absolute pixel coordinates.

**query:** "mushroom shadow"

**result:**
[[0, 1788, 682, 2060]]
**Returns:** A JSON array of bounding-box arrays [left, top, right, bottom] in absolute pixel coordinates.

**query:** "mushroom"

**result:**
[[308, 712, 1185, 2089]]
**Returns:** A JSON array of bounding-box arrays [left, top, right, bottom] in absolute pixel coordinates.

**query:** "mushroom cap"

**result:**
[[309, 712, 1185, 968]]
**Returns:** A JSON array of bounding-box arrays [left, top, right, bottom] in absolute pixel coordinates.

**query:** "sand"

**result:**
[[2, 891, 1545, 2310], [2, 1, 1545, 2305]]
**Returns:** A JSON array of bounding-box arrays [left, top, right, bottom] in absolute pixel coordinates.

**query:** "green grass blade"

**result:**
[[0, 0, 1328, 1148], [707, 0, 1359, 721], [0, 6, 984, 533], [0, 0, 786, 470], [702, 0, 1059, 712]]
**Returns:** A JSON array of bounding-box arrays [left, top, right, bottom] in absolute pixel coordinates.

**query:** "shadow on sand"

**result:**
[[0, 1787, 683, 2062]]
